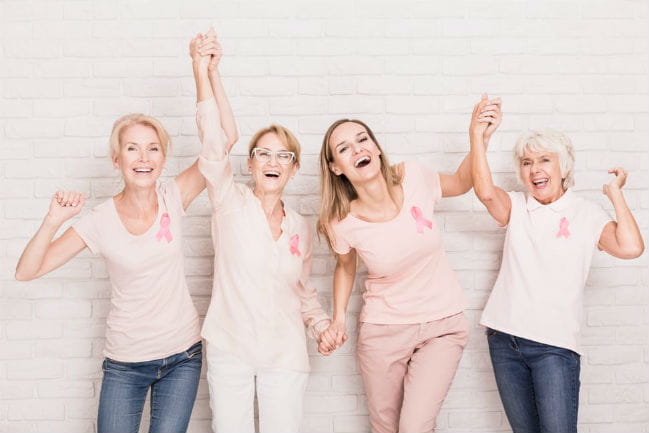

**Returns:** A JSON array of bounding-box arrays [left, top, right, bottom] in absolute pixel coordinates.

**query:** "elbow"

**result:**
[[475, 187, 495, 204], [618, 243, 645, 260]]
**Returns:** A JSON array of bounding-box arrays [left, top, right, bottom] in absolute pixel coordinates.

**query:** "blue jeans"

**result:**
[[97, 341, 202, 433], [487, 329, 580, 433]]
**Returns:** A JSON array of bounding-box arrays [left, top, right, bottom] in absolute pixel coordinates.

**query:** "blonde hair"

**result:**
[[248, 125, 301, 165], [108, 114, 170, 160], [317, 119, 401, 248], [513, 129, 575, 190]]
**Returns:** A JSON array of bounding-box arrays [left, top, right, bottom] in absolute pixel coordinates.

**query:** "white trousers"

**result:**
[[205, 344, 309, 433]]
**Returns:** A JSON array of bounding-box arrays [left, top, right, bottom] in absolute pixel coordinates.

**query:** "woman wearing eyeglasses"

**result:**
[[191, 30, 332, 433]]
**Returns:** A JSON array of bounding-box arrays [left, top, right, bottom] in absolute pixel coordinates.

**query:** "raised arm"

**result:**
[[206, 28, 238, 153], [175, 30, 239, 208], [318, 249, 355, 355], [15, 191, 87, 281], [597, 168, 644, 259], [470, 94, 511, 226]]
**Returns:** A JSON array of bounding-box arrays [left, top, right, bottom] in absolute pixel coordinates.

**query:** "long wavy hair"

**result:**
[[317, 119, 401, 249]]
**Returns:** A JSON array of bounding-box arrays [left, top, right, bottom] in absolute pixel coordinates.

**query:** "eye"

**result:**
[[359, 136, 368, 143], [149, 146, 159, 152], [338, 146, 348, 154], [542, 158, 550, 162], [127, 146, 136, 151], [522, 161, 531, 166], [277, 152, 293, 162], [258, 150, 271, 158]]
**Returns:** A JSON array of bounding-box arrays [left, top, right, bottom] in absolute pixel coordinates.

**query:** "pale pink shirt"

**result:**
[[197, 98, 329, 372], [73, 181, 201, 362], [330, 161, 467, 324], [480, 190, 611, 354]]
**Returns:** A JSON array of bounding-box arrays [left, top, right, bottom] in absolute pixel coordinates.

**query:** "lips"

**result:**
[[531, 178, 548, 188], [263, 170, 280, 178], [133, 168, 153, 173], [354, 156, 371, 168]]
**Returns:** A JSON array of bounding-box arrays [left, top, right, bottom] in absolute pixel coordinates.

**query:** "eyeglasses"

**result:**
[[250, 148, 296, 165]]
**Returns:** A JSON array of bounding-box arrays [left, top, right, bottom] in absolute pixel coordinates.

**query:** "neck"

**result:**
[[354, 176, 394, 211], [253, 188, 283, 217], [116, 184, 158, 216], [536, 187, 566, 205]]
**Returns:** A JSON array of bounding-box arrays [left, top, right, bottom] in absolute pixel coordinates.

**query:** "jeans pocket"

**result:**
[[185, 341, 203, 359]]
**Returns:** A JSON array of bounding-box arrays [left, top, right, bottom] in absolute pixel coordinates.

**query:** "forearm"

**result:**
[[609, 189, 644, 255], [209, 70, 238, 152], [455, 152, 473, 194], [193, 61, 213, 103], [470, 132, 498, 201], [332, 259, 355, 324], [15, 217, 61, 280]]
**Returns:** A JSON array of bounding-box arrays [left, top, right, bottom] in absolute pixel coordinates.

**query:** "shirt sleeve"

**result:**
[[295, 222, 331, 340], [410, 161, 442, 205], [589, 201, 613, 247], [72, 209, 101, 255], [329, 221, 352, 255]]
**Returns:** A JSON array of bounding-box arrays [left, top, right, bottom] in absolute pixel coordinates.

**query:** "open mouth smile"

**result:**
[[354, 156, 371, 168]]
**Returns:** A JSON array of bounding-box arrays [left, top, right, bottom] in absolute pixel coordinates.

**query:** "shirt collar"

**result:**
[[526, 188, 575, 213]]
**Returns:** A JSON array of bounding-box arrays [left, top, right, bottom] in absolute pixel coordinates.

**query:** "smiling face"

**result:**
[[327, 121, 382, 184], [519, 149, 565, 204], [113, 123, 166, 188], [248, 131, 298, 195]]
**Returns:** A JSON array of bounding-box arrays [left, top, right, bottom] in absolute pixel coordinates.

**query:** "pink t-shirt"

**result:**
[[330, 160, 466, 324], [73, 181, 200, 362]]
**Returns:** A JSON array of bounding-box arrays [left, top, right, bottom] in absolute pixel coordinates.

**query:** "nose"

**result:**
[[139, 149, 149, 162], [350, 142, 362, 154]]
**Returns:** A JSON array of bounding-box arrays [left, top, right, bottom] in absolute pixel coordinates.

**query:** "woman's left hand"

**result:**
[[603, 167, 628, 197]]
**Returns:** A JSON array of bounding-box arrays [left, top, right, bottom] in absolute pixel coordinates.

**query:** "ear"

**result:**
[[328, 161, 342, 176], [247, 157, 253, 173], [112, 156, 120, 169]]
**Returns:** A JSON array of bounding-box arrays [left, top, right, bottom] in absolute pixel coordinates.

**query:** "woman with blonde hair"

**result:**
[[316, 111, 497, 432], [470, 94, 644, 433], [191, 29, 333, 433], [14, 35, 237, 433]]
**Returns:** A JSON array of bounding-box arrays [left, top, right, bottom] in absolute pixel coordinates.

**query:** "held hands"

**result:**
[[469, 93, 502, 145], [317, 320, 348, 356], [45, 190, 85, 226], [189, 28, 223, 74], [603, 167, 628, 199]]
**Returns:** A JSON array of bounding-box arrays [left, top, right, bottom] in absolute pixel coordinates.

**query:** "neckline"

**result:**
[[111, 187, 163, 238], [251, 193, 288, 242], [347, 165, 408, 224]]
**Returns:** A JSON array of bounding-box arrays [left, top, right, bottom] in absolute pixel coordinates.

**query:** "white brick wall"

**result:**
[[1, 0, 647, 432]]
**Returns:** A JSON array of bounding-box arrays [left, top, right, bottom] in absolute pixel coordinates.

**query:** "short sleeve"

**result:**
[[588, 201, 612, 247], [329, 221, 351, 255], [408, 161, 442, 205], [503, 191, 525, 227], [160, 180, 185, 217], [73, 210, 101, 255]]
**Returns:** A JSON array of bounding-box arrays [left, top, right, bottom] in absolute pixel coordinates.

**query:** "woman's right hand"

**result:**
[[318, 320, 348, 355], [46, 191, 85, 226]]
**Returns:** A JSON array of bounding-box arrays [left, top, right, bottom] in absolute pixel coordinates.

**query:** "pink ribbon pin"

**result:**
[[411, 206, 432, 234], [556, 217, 570, 239], [289, 234, 301, 257], [156, 212, 173, 243]]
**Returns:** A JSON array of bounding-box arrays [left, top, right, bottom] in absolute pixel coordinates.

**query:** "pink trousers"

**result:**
[[356, 312, 469, 433]]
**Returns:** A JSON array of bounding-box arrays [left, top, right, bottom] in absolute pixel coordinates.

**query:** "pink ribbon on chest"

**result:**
[[289, 234, 301, 257], [156, 212, 173, 243], [556, 217, 570, 239], [411, 206, 432, 234]]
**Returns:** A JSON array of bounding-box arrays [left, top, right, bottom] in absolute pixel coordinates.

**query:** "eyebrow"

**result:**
[[335, 131, 366, 148]]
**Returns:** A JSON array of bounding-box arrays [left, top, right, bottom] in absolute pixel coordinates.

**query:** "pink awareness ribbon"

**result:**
[[289, 234, 301, 257], [156, 212, 173, 243], [556, 217, 570, 239], [411, 206, 432, 234]]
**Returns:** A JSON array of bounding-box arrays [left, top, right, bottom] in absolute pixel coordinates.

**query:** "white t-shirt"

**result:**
[[73, 181, 201, 362], [480, 189, 611, 354]]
